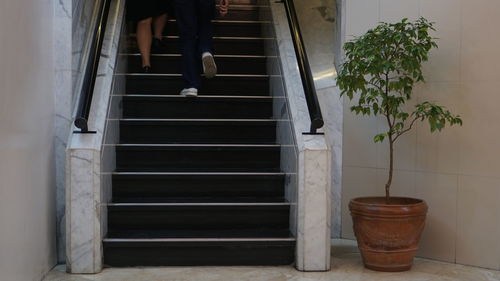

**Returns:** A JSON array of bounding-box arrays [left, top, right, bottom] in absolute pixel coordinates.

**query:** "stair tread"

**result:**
[[115, 169, 282, 172], [112, 197, 286, 203], [125, 75, 270, 95], [107, 204, 290, 230], [104, 238, 295, 242], [108, 202, 290, 206], [118, 120, 278, 144], [120, 94, 276, 98], [119, 119, 276, 122], [122, 53, 275, 57], [115, 145, 281, 170], [121, 95, 275, 119], [103, 240, 294, 266], [112, 172, 285, 175], [113, 144, 281, 147], [112, 173, 286, 202], [155, 21, 271, 37], [121, 73, 271, 77], [129, 35, 275, 40], [126, 37, 270, 56], [105, 229, 293, 240], [124, 54, 272, 75], [123, 93, 272, 96]]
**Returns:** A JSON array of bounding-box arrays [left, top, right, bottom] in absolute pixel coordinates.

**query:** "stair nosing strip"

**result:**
[[223, 4, 271, 7], [167, 19, 271, 24], [117, 118, 279, 122], [117, 73, 272, 78], [111, 172, 286, 176], [120, 53, 277, 59], [110, 143, 280, 147], [118, 95, 281, 98], [129, 35, 275, 40], [103, 238, 296, 243], [218, 4, 271, 8], [107, 202, 291, 206]]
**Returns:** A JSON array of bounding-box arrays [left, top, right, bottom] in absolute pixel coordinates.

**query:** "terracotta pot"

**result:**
[[349, 197, 428, 272]]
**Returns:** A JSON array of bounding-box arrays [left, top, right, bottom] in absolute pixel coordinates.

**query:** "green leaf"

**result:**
[[374, 134, 386, 143]]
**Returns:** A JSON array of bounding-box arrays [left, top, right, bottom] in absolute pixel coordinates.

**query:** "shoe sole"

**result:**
[[203, 56, 217, 79], [181, 92, 198, 97]]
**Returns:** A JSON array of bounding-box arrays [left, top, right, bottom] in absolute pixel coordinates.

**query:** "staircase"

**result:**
[[102, 0, 296, 266]]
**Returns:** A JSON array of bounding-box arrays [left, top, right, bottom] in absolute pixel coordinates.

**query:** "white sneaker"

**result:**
[[180, 88, 198, 97], [202, 52, 217, 78]]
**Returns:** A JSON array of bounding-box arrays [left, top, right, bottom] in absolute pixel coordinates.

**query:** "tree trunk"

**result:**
[[385, 138, 394, 203]]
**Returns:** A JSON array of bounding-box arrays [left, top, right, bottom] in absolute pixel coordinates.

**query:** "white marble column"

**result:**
[[54, 0, 73, 263]]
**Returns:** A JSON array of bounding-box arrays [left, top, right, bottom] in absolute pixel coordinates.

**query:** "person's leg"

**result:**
[[152, 13, 169, 53], [153, 13, 168, 40], [198, 0, 217, 78], [175, 0, 201, 90], [198, 0, 215, 55], [136, 17, 153, 69]]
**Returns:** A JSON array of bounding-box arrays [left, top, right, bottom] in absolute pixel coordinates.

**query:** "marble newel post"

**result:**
[[293, 0, 343, 239], [66, 0, 125, 273], [296, 137, 332, 271], [269, 1, 333, 271]]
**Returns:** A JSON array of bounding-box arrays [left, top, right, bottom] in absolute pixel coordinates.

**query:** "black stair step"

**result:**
[[103, 239, 295, 266], [119, 120, 277, 144], [229, 0, 265, 5], [112, 196, 284, 203], [125, 74, 269, 96], [106, 228, 291, 239], [129, 20, 270, 38], [215, 6, 271, 21], [112, 173, 285, 202], [126, 37, 269, 55], [107, 203, 290, 230], [125, 54, 271, 75], [161, 21, 270, 37], [115, 145, 281, 172], [122, 96, 273, 119]]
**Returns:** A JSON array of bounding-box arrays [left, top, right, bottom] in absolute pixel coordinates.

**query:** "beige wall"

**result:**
[[0, 0, 57, 280], [341, 0, 500, 270]]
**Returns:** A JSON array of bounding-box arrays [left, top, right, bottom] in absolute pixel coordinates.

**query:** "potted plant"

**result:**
[[336, 18, 462, 272]]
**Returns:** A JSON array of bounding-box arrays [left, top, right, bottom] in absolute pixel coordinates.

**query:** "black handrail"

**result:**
[[279, 0, 324, 135], [74, 0, 112, 133]]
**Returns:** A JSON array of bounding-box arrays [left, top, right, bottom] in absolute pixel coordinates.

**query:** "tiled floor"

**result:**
[[44, 240, 500, 281]]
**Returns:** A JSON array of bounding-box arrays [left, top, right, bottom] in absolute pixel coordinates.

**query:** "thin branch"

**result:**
[[393, 115, 419, 142], [383, 73, 395, 131], [385, 113, 394, 137], [368, 81, 383, 91]]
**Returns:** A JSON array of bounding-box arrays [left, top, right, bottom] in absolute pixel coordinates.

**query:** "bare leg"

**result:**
[[136, 17, 153, 67], [153, 14, 168, 40]]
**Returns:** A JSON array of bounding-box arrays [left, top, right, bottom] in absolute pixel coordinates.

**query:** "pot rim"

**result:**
[[350, 196, 426, 207]]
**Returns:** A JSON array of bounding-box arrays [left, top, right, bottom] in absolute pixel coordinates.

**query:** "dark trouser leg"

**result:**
[[175, 0, 201, 89], [197, 0, 215, 55], [196, 0, 215, 55]]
